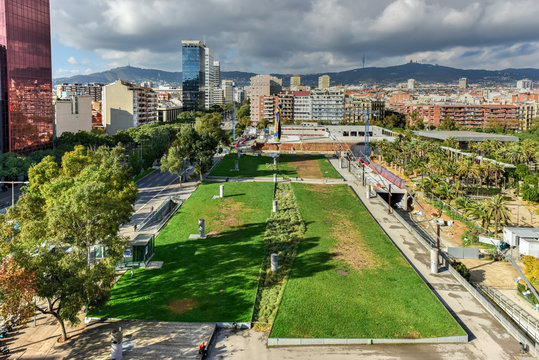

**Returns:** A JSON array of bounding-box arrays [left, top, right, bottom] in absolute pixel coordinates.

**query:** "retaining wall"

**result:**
[[268, 336, 468, 346]]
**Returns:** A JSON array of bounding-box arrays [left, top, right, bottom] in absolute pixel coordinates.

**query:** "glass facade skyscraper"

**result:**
[[181, 41, 206, 111], [0, 0, 53, 153]]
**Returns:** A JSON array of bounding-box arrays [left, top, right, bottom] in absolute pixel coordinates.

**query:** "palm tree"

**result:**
[[435, 182, 453, 200], [487, 195, 511, 236]]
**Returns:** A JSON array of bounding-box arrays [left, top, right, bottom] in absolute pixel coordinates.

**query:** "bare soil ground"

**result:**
[[168, 298, 198, 314], [207, 198, 244, 236], [411, 195, 469, 248], [287, 157, 323, 179], [459, 258, 521, 289], [331, 215, 379, 271]]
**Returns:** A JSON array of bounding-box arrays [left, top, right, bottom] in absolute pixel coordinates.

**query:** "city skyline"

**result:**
[[51, 0, 539, 78]]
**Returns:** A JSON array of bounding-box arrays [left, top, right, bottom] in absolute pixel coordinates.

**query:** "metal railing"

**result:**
[[478, 284, 539, 344]]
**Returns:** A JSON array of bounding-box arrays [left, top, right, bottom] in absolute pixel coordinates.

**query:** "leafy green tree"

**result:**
[[258, 118, 271, 130], [440, 116, 459, 130], [195, 113, 229, 146], [237, 103, 250, 119], [0, 145, 137, 341], [160, 146, 185, 185]]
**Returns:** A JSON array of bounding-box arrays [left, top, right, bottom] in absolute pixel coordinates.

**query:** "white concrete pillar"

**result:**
[[272, 200, 278, 213], [199, 219, 205, 238], [271, 253, 278, 272], [235, 160, 239, 171], [430, 249, 438, 274], [273, 157, 277, 165], [220, 185, 224, 198], [273, 173, 277, 183], [111, 328, 123, 360]]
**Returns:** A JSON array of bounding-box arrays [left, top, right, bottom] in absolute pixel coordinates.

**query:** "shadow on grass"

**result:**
[[288, 236, 335, 279]]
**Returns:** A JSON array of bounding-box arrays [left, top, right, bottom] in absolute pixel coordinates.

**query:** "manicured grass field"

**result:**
[[270, 183, 465, 339], [209, 154, 341, 179], [89, 181, 273, 322]]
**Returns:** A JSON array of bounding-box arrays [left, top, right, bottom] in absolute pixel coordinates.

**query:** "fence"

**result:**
[[425, 192, 488, 236], [447, 247, 479, 259], [478, 284, 539, 345], [446, 266, 536, 354]]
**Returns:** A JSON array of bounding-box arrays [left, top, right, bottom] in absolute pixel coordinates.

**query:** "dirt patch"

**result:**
[[460, 259, 522, 289], [412, 195, 469, 248], [207, 198, 245, 236], [330, 215, 379, 271], [336, 269, 349, 276], [284, 156, 323, 179], [168, 298, 197, 314]]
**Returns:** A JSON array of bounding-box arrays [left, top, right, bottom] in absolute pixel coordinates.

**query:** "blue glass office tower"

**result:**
[[181, 41, 206, 111]]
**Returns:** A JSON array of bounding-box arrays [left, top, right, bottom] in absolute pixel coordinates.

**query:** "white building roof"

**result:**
[[505, 227, 539, 238]]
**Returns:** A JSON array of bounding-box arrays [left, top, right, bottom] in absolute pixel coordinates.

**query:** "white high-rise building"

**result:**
[[205, 47, 214, 109], [407, 79, 415, 90], [517, 79, 533, 90], [459, 78, 469, 89]]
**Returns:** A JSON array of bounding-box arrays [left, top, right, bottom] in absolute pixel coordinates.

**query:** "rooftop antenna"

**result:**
[[362, 55, 365, 69], [203, 35, 206, 46]]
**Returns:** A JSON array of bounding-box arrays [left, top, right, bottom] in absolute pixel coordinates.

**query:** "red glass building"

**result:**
[[0, 0, 52, 153]]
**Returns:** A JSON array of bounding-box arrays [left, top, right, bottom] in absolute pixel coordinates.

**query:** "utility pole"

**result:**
[[437, 223, 441, 266], [388, 184, 392, 214], [232, 102, 237, 142]]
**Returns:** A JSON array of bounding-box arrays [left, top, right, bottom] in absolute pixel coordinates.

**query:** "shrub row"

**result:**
[[252, 182, 305, 325]]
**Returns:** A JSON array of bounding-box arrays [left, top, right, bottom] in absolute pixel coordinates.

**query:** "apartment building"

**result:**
[[318, 75, 330, 89], [277, 91, 294, 122], [249, 75, 282, 124], [394, 103, 519, 130], [293, 91, 312, 122], [56, 83, 104, 102], [54, 95, 92, 137], [103, 80, 157, 135], [344, 92, 385, 123], [310, 89, 344, 124], [222, 80, 234, 104]]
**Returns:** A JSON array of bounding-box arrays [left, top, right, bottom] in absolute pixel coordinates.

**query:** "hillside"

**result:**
[[54, 63, 539, 87]]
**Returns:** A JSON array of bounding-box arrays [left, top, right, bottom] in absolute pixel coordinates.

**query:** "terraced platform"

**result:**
[[64, 320, 215, 360]]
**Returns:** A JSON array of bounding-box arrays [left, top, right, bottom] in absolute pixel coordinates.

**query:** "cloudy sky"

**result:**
[[51, 0, 539, 78]]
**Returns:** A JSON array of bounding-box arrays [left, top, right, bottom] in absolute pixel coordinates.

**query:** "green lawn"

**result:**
[[209, 154, 341, 179], [89, 181, 273, 322], [270, 183, 465, 339]]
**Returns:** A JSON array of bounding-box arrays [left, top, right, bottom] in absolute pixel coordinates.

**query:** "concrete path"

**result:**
[[206, 175, 346, 185]]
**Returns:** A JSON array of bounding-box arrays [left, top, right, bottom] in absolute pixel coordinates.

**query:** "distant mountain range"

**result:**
[[53, 63, 539, 87]]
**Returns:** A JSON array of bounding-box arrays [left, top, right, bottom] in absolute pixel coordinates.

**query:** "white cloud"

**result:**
[[50, 0, 539, 73], [67, 56, 78, 65]]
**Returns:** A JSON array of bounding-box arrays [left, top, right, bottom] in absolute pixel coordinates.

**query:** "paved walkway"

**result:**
[[327, 158, 522, 359]]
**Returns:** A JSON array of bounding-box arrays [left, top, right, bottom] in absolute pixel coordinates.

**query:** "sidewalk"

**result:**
[[329, 158, 521, 359]]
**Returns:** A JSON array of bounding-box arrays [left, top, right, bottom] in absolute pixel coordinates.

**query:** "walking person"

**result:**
[[133, 223, 137, 231]]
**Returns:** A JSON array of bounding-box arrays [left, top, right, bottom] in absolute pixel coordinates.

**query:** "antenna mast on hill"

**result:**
[[362, 55, 365, 69]]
